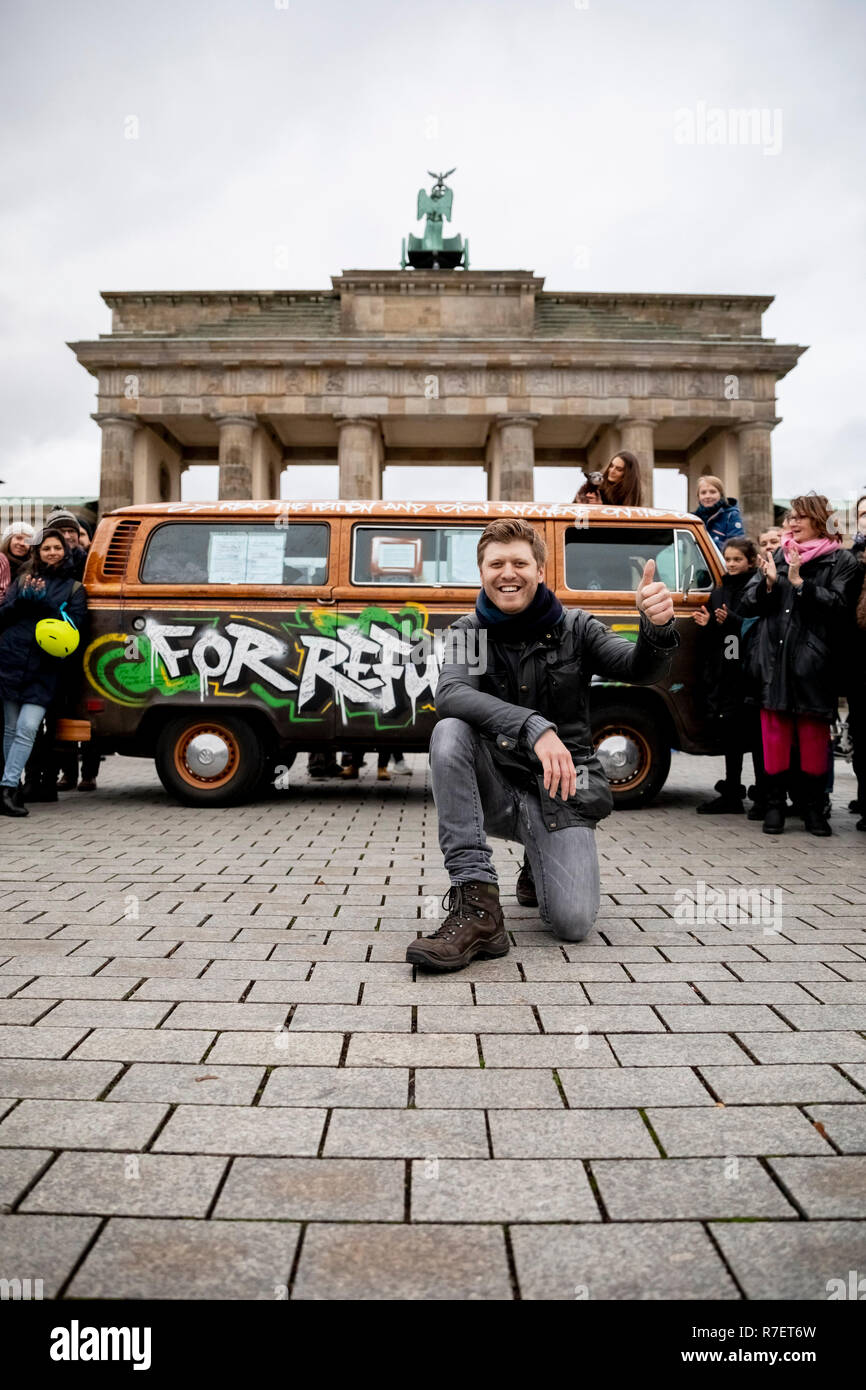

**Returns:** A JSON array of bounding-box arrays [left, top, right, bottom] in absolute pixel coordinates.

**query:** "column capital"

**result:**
[[616, 415, 657, 430], [211, 413, 257, 429], [732, 418, 780, 434], [333, 414, 380, 431], [494, 413, 540, 431], [91, 412, 141, 431]]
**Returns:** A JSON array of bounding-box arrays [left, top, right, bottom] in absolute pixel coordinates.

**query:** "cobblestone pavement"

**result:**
[[0, 751, 864, 1301]]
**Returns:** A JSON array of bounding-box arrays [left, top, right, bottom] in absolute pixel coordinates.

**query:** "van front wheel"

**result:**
[[155, 715, 265, 807], [591, 703, 671, 809]]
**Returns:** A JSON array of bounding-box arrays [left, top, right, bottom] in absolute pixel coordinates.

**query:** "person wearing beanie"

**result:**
[[0, 522, 36, 601], [43, 511, 87, 579]]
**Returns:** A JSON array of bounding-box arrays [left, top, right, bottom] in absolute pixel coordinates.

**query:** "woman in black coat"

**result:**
[[692, 538, 764, 815], [749, 494, 862, 836], [847, 494, 866, 829], [0, 530, 88, 817]]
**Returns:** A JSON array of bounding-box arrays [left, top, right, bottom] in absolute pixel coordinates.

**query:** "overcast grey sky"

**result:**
[[1, 0, 863, 509]]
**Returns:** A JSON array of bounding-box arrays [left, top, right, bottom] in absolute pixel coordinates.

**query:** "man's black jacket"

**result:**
[[435, 607, 679, 830]]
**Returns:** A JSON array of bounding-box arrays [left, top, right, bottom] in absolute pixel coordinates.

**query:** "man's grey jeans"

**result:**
[[430, 717, 600, 942]]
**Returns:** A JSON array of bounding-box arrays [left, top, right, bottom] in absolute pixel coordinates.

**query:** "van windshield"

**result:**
[[352, 525, 485, 586], [140, 522, 329, 585], [564, 526, 712, 592]]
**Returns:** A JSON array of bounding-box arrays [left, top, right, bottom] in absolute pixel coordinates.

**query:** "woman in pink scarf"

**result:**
[[749, 494, 863, 836]]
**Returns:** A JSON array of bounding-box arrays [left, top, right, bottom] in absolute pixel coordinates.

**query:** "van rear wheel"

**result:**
[[591, 703, 671, 809], [155, 715, 265, 807]]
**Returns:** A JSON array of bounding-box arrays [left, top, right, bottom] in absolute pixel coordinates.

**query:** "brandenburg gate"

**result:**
[[69, 174, 805, 539]]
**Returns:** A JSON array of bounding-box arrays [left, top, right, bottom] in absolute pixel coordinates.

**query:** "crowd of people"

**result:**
[[574, 456, 866, 834], [0, 486, 863, 832], [0, 511, 96, 818]]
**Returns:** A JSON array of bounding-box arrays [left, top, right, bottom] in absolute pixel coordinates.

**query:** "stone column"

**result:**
[[214, 414, 256, 500], [94, 414, 140, 514], [335, 416, 382, 499], [734, 420, 776, 538], [617, 418, 656, 506], [493, 414, 539, 501]]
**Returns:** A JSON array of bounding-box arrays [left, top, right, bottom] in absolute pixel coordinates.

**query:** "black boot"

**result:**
[[0, 788, 28, 817], [516, 857, 538, 907], [696, 780, 745, 815], [746, 783, 767, 821], [762, 773, 788, 835], [803, 773, 832, 837]]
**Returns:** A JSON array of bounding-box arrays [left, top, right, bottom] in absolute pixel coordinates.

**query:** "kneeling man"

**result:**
[[407, 518, 678, 971]]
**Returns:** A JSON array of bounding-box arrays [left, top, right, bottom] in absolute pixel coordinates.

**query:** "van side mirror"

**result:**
[[682, 562, 695, 599]]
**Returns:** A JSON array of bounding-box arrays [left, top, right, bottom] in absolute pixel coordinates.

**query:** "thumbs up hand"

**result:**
[[635, 558, 675, 626]]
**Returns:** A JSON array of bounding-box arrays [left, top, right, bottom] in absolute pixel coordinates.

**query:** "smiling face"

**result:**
[[759, 528, 781, 554], [56, 523, 80, 548], [698, 481, 723, 507], [724, 546, 750, 575], [39, 536, 66, 567], [8, 533, 32, 559], [479, 539, 544, 615], [787, 509, 819, 543], [606, 456, 625, 484]]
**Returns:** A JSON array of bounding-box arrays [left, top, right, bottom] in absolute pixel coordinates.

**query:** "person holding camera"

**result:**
[[574, 451, 643, 507]]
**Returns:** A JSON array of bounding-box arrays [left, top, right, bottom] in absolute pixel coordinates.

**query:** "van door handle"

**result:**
[[314, 596, 335, 605]]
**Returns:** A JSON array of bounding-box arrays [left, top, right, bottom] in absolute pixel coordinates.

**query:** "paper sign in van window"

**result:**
[[208, 531, 248, 583], [246, 531, 287, 584], [375, 542, 419, 571]]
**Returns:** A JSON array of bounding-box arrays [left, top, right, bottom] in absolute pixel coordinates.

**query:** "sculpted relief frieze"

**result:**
[[99, 363, 760, 407]]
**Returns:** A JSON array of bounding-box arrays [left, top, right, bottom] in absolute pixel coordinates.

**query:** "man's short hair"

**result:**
[[477, 518, 547, 569]]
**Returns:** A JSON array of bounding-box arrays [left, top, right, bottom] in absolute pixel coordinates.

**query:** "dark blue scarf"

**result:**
[[475, 582, 564, 644]]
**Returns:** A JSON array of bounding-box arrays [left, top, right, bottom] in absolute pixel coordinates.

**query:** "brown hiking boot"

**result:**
[[515, 857, 538, 907], [406, 881, 509, 972]]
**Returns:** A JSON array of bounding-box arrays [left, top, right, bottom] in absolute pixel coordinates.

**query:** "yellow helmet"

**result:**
[[35, 618, 80, 658]]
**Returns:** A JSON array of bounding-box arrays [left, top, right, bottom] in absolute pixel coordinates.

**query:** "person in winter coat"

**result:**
[[846, 493, 866, 830], [692, 538, 765, 816], [574, 451, 643, 507], [43, 510, 88, 580], [406, 517, 678, 971], [0, 530, 88, 817], [749, 494, 862, 837], [0, 523, 36, 600], [694, 476, 746, 550]]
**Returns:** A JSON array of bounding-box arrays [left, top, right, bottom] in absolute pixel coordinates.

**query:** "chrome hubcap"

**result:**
[[595, 732, 643, 784], [184, 732, 231, 779]]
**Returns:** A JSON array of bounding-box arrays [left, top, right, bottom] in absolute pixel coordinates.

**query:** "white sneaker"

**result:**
[[391, 756, 411, 775]]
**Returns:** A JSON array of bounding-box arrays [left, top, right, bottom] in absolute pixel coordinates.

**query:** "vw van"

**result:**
[[69, 501, 722, 807]]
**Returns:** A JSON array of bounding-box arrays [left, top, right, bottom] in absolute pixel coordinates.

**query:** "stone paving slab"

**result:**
[[214, 1158, 405, 1222], [591, 1157, 797, 1220], [152, 1104, 327, 1156], [0, 1214, 101, 1297], [511, 1223, 739, 1300], [66, 1218, 302, 1299], [710, 1221, 866, 1300], [22, 1151, 227, 1217], [292, 1224, 512, 1300], [0, 1099, 168, 1151], [0, 751, 863, 1299], [410, 1158, 600, 1222]]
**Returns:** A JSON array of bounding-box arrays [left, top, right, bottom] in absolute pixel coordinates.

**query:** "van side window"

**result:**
[[140, 523, 329, 585], [564, 526, 678, 592], [352, 526, 484, 586], [675, 529, 713, 590]]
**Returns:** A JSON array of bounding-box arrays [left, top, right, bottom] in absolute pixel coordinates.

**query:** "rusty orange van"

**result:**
[[69, 501, 723, 806]]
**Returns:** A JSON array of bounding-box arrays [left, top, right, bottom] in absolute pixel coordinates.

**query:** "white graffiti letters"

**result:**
[[145, 619, 295, 702]]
